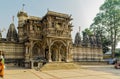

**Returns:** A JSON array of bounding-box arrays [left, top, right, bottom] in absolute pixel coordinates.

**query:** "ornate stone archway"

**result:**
[[50, 41, 66, 62], [51, 44, 58, 61], [32, 42, 44, 58]]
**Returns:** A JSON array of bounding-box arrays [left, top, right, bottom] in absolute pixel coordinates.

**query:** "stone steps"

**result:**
[[40, 62, 80, 71]]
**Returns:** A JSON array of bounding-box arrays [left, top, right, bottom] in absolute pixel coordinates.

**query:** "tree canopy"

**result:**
[[90, 0, 120, 58]]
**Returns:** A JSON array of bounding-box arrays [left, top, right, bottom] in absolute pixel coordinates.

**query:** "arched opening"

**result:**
[[51, 41, 66, 62], [32, 43, 44, 58], [51, 44, 58, 61]]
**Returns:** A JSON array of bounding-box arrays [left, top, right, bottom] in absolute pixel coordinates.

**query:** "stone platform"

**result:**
[[40, 62, 80, 71]]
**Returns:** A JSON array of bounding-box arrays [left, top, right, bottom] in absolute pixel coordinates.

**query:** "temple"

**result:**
[[0, 9, 103, 68]]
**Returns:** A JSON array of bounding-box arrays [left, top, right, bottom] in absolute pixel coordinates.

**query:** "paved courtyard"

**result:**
[[3, 65, 120, 79]]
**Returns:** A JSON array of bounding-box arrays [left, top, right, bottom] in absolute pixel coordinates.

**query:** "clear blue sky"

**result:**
[[0, 0, 105, 40]]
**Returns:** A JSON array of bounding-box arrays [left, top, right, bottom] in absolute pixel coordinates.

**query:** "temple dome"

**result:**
[[6, 23, 18, 42]]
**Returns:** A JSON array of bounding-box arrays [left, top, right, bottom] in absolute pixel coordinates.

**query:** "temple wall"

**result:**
[[0, 42, 25, 59], [0, 42, 103, 62], [72, 46, 103, 61]]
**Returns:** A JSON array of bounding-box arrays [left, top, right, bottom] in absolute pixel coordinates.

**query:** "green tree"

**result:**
[[82, 28, 93, 47], [90, 13, 110, 54], [82, 28, 93, 36], [91, 0, 120, 58], [102, 36, 111, 54]]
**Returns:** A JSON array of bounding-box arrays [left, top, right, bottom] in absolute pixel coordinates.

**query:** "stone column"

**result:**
[[48, 46, 52, 62], [25, 44, 30, 68], [68, 46, 72, 62], [25, 46, 28, 54], [66, 46, 69, 62], [25, 46, 29, 61]]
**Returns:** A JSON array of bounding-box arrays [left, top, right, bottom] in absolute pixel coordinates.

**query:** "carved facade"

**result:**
[[17, 10, 73, 64], [0, 10, 103, 68]]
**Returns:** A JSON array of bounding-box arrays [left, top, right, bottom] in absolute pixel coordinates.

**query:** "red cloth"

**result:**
[[0, 62, 4, 77]]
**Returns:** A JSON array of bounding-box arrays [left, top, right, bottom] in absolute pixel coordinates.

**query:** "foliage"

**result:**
[[90, 0, 120, 58], [82, 28, 92, 46], [82, 28, 93, 36], [102, 36, 111, 53]]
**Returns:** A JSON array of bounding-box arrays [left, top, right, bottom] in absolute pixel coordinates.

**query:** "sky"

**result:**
[[0, 0, 105, 40]]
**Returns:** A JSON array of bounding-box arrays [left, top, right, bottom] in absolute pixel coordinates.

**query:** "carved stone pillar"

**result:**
[[25, 43, 30, 68], [66, 46, 69, 62], [66, 41, 73, 62], [68, 46, 72, 62], [25, 46, 28, 54], [48, 45, 52, 62]]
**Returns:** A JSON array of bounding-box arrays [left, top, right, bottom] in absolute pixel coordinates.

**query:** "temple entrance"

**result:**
[[51, 41, 66, 62], [32, 43, 44, 58], [60, 45, 66, 61], [51, 44, 58, 61]]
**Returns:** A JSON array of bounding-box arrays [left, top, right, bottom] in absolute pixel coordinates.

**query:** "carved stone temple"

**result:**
[[0, 9, 103, 68]]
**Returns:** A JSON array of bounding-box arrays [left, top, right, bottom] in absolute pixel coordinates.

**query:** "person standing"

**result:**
[[0, 58, 4, 79]]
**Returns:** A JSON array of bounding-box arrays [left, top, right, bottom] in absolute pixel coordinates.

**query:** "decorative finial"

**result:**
[[22, 4, 25, 11], [12, 16, 14, 23]]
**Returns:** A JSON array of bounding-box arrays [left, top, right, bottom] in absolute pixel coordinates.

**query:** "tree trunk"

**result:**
[[112, 14, 117, 58], [111, 26, 114, 58]]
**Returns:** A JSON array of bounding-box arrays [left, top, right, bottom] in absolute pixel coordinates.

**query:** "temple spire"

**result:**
[[22, 4, 25, 11]]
